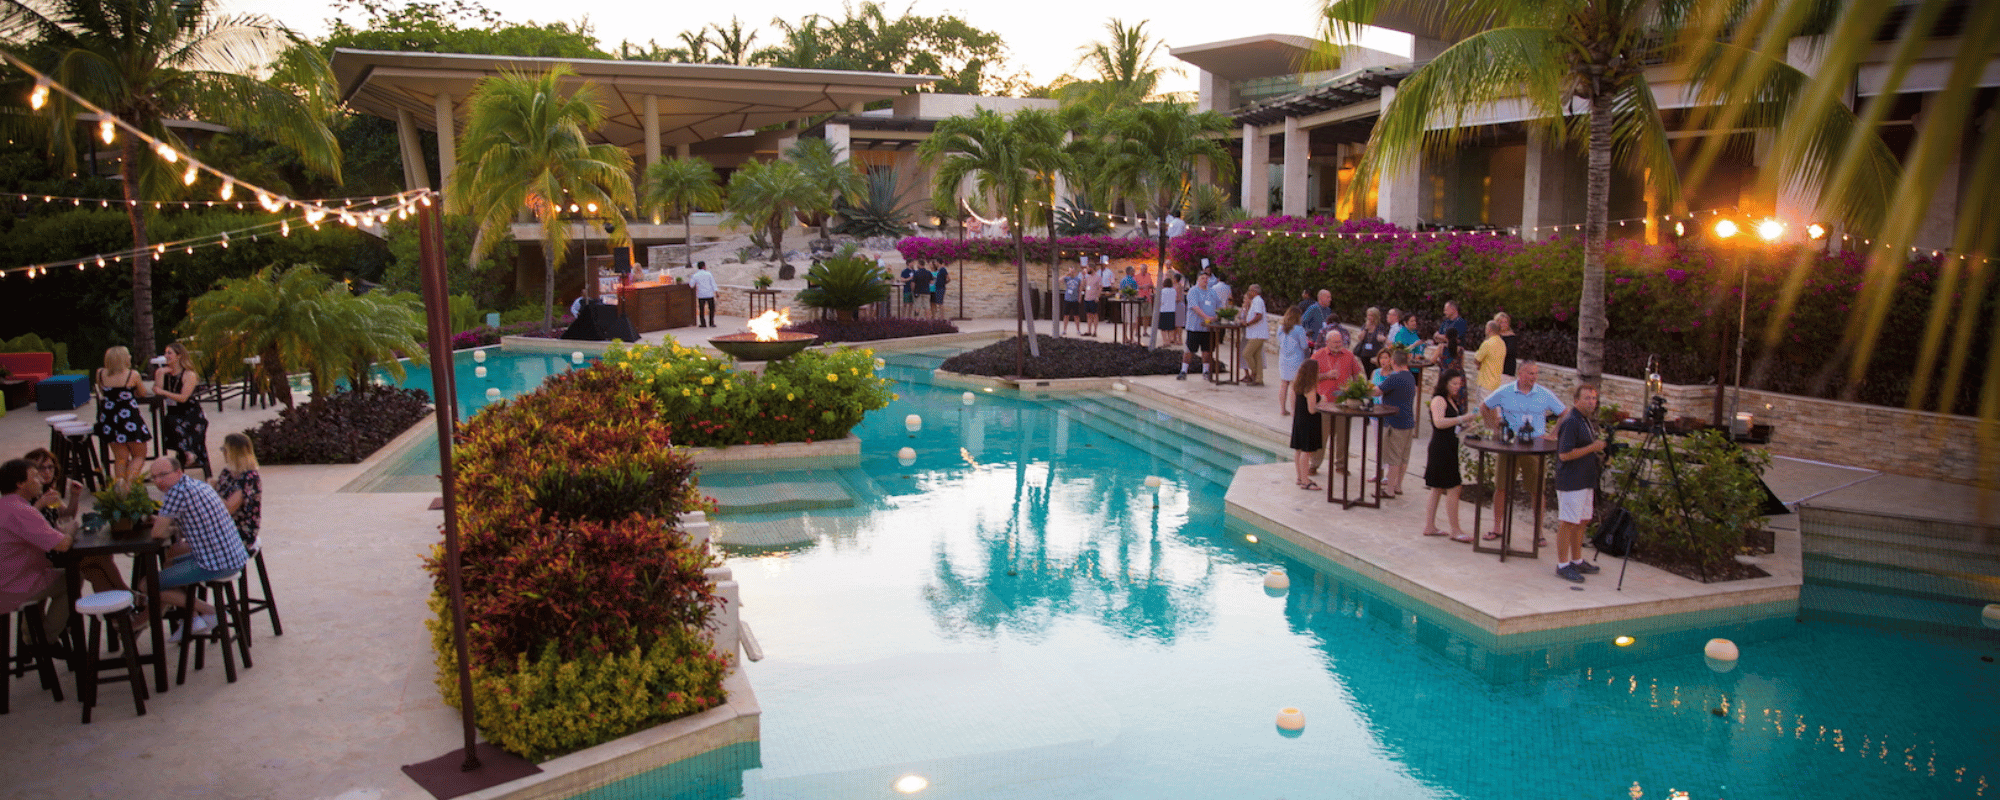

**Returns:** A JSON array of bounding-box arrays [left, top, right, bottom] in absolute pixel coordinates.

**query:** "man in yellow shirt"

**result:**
[[1473, 318, 1507, 403]]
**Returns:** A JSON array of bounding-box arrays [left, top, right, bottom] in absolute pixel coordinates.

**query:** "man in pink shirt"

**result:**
[[1309, 328, 1365, 474], [1, 458, 77, 640]]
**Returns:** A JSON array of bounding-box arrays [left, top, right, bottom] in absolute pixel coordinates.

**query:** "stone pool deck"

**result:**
[[1, 316, 1992, 799]]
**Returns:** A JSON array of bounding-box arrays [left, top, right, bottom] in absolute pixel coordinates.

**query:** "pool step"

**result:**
[[1798, 505, 2000, 638], [702, 475, 857, 514], [1799, 583, 2000, 641], [711, 510, 871, 549], [1039, 395, 1278, 486]]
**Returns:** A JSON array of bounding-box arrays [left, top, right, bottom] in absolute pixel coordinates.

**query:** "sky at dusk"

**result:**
[[220, 0, 1410, 97]]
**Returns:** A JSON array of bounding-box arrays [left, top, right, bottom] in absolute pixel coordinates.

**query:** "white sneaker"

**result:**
[[190, 614, 217, 635]]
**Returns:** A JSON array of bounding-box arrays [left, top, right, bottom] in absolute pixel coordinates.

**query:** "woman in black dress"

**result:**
[[154, 341, 209, 470], [1290, 359, 1323, 490], [1421, 369, 1479, 540]]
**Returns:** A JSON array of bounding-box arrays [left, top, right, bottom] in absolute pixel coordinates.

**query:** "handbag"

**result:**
[[1591, 506, 1638, 557]]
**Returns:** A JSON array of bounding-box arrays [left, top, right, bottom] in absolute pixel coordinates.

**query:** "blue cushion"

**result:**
[[35, 374, 90, 411]]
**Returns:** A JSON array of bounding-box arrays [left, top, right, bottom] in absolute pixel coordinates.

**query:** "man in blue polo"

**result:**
[[1479, 360, 1568, 543], [1178, 271, 1221, 380]]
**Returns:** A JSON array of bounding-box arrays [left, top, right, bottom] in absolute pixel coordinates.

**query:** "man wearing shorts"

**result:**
[[1553, 383, 1608, 583], [147, 458, 247, 638], [1377, 349, 1418, 496], [1178, 271, 1220, 380]]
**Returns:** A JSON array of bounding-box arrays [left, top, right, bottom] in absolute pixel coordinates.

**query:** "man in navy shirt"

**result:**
[[1553, 384, 1608, 583], [1302, 290, 1331, 345], [1377, 349, 1419, 496]]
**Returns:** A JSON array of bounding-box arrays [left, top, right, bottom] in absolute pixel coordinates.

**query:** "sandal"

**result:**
[[1536, 537, 1548, 547], [1299, 481, 1320, 491], [1421, 529, 1447, 537], [1450, 533, 1473, 543], [1483, 531, 1501, 541]]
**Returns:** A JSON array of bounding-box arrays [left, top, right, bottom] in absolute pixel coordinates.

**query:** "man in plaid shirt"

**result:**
[[147, 459, 247, 638]]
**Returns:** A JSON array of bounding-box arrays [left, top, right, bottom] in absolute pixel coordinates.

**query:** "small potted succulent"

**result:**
[[754, 272, 774, 290], [92, 478, 160, 534], [1335, 375, 1374, 409]]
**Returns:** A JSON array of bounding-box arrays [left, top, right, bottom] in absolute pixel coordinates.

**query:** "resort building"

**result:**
[[1172, 15, 1997, 251]]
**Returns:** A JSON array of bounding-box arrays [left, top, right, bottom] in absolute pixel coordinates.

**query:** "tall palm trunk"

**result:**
[[542, 240, 558, 333], [683, 214, 695, 269], [261, 342, 293, 409], [120, 137, 155, 360], [1578, 96, 1614, 384]]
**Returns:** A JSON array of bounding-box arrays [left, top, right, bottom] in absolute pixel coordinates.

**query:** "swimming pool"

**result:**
[[349, 348, 586, 491], [577, 350, 1996, 800]]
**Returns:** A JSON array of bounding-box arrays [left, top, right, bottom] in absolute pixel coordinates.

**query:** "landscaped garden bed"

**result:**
[[939, 335, 1188, 379], [246, 384, 432, 464], [783, 317, 958, 342]]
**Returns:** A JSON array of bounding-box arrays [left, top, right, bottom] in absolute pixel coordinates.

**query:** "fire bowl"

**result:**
[[709, 332, 817, 362]]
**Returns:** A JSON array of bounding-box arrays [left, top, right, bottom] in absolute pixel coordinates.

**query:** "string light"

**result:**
[[98, 118, 115, 144], [182, 163, 199, 185], [28, 81, 48, 110], [154, 142, 177, 163]]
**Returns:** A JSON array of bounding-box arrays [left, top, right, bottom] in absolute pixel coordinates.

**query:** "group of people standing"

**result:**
[[1058, 259, 1150, 338], [93, 343, 211, 481], [898, 259, 951, 319]]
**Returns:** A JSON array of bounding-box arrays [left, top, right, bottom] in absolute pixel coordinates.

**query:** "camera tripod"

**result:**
[[1598, 393, 1701, 590]]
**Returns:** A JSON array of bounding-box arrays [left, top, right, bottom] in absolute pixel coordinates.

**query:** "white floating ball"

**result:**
[[1264, 571, 1290, 591], [571, 350, 585, 364], [1703, 638, 1738, 662], [472, 349, 487, 362], [962, 391, 976, 406], [897, 447, 916, 466], [1983, 604, 2000, 629], [1144, 475, 1163, 489], [1275, 707, 1305, 731], [485, 387, 501, 400], [474, 366, 487, 378], [1705, 656, 1737, 674], [874, 358, 886, 369], [1111, 381, 1127, 392], [905, 414, 922, 432]]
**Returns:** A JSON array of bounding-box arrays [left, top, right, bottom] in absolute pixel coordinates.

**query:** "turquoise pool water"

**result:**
[[352, 348, 588, 491], [369, 348, 1996, 798], [583, 352, 1997, 800]]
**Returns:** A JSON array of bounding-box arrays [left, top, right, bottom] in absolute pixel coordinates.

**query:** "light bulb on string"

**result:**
[[99, 119, 115, 144], [219, 181, 233, 201], [280, 220, 290, 236], [29, 81, 48, 109], [155, 142, 178, 163], [182, 163, 199, 186]]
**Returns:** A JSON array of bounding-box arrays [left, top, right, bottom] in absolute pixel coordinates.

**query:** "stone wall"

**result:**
[[1517, 360, 1986, 486]]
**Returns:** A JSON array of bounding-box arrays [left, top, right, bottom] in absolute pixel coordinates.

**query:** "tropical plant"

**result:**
[[1335, 375, 1374, 404], [1675, 0, 1998, 478], [1053, 196, 1111, 236], [919, 107, 1071, 371], [744, 2, 1008, 95], [786, 137, 866, 240], [1097, 102, 1233, 270], [833, 168, 916, 239], [1610, 429, 1773, 578], [91, 477, 159, 523], [2, 0, 344, 361], [726, 158, 823, 269], [1321, 0, 1898, 385], [796, 247, 891, 321], [447, 64, 635, 334], [179, 264, 428, 407], [640, 156, 724, 269], [1053, 19, 1171, 110]]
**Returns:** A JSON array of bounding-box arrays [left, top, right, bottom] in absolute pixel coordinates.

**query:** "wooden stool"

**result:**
[[74, 591, 147, 723], [235, 542, 282, 640], [176, 573, 250, 684], [4, 600, 66, 714], [54, 423, 102, 491]]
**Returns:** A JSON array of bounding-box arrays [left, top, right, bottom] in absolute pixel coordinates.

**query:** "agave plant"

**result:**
[[1053, 196, 1111, 236], [833, 169, 915, 239], [795, 246, 891, 321]]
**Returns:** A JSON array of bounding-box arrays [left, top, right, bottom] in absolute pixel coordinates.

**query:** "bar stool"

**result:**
[[3, 601, 66, 714], [54, 423, 102, 491], [74, 591, 148, 723], [176, 572, 250, 684], [235, 541, 282, 641]]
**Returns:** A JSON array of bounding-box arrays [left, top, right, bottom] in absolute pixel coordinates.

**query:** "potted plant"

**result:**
[[92, 478, 160, 534], [1215, 306, 1239, 322], [1335, 375, 1374, 409], [753, 273, 774, 291]]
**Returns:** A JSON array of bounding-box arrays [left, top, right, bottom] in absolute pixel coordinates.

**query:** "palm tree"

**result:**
[[2, 0, 342, 361], [786, 137, 867, 241], [919, 107, 1070, 372], [725, 158, 824, 273], [179, 264, 427, 407], [448, 64, 635, 334], [640, 157, 724, 269], [1098, 102, 1233, 282], [1675, 0, 1997, 446], [1322, 0, 1897, 384], [1055, 19, 1171, 111]]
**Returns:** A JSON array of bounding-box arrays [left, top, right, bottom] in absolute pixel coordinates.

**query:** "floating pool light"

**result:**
[[897, 447, 916, 466], [1144, 475, 1163, 488], [485, 387, 501, 400], [474, 366, 487, 379], [1264, 571, 1289, 591], [1983, 604, 2000, 629], [1704, 638, 1739, 668], [1275, 707, 1305, 735], [962, 391, 975, 405], [1244, 534, 1259, 544], [571, 351, 585, 364], [473, 349, 487, 363], [874, 358, 886, 370], [1614, 636, 1634, 647], [905, 414, 922, 432]]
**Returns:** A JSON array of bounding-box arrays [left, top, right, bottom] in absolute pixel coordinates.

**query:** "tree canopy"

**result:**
[[625, 3, 1011, 95]]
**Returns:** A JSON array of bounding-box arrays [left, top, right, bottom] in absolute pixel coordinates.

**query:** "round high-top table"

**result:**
[[1320, 404, 1397, 509], [1464, 434, 1557, 561]]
